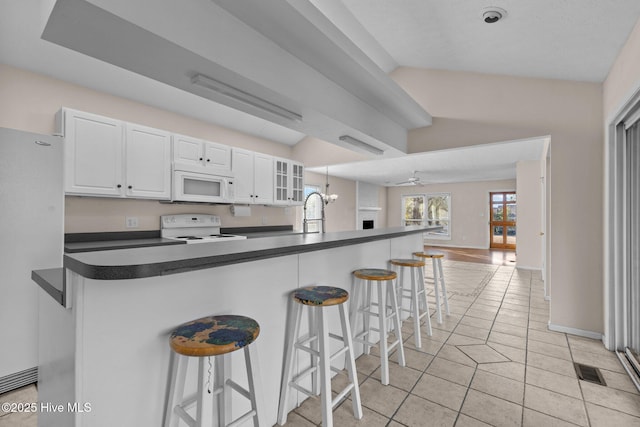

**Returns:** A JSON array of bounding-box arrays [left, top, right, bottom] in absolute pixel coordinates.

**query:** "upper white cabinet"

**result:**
[[59, 109, 124, 197], [125, 124, 171, 199], [173, 134, 231, 172], [58, 108, 171, 200], [274, 158, 304, 205], [232, 148, 274, 204]]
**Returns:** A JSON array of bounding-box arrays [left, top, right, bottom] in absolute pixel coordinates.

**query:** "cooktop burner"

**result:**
[[160, 214, 247, 244]]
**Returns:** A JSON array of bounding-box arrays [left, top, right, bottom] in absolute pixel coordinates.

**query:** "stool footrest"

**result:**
[[332, 383, 354, 408], [292, 365, 318, 385], [228, 379, 251, 400], [174, 405, 197, 427], [290, 381, 315, 398], [228, 409, 257, 427], [295, 342, 320, 358]]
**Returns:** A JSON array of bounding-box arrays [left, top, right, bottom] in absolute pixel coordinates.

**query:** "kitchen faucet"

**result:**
[[303, 191, 326, 234]]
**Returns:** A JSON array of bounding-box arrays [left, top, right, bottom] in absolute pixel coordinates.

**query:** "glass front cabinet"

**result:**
[[274, 158, 304, 205]]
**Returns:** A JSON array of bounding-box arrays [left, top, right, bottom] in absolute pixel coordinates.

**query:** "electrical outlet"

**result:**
[[261, 216, 268, 225], [125, 217, 139, 228]]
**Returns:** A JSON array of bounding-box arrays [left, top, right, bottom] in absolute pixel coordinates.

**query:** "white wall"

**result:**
[[391, 67, 603, 335], [0, 64, 297, 233], [387, 180, 516, 249], [516, 160, 543, 270]]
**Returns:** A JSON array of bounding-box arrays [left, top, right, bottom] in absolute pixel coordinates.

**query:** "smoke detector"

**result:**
[[482, 7, 507, 24]]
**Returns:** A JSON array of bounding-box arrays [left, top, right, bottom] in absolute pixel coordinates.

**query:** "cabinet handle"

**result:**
[[128, 185, 132, 189], [199, 157, 203, 161], [206, 159, 210, 162], [117, 184, 122, 188]]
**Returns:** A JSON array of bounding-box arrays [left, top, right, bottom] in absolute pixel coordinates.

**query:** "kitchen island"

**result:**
[[34, 226, 436, 426]]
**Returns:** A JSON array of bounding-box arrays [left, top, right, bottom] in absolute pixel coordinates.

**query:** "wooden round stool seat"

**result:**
[[169, 315, 260, 357], [413, 251, 445, 259], [293, 285, 349, 306], [390, 258, 425, 268], [353, 268, 397, 281]]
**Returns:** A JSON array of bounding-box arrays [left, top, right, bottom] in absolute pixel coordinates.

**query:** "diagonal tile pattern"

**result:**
[[2, 257, 639, 426], [288, 258, 640, 426]]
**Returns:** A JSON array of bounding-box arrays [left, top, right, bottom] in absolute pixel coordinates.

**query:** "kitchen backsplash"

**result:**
[[64, 196, 297, 233]]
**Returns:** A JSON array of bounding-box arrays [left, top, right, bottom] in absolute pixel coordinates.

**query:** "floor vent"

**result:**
[[0, 367, 38, 395], [574, 362, 606, 386]]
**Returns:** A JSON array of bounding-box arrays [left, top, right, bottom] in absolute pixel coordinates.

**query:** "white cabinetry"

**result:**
[[125, 124, 171, 199], [173, 134, 231, 172], [231, 148, 274, 204], [58, 108, 171, 200], [274, 158, 305, 205]]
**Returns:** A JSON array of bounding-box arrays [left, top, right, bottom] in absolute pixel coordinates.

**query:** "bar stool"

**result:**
[[278, 286, 362, 427], [350, 269, 405, 385], [163, 314, 264, 427], [413, 251, 450, 324], [389, 259, 432, 348]]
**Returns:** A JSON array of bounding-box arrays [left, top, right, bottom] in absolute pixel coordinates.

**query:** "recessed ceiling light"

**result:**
[[482, 7, 507, 24]]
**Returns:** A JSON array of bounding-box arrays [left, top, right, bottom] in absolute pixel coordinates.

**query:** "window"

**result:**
[[303, 185, 322, 233], [402, 193, 451, 239]]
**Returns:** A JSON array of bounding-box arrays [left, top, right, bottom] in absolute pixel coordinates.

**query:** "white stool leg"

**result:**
[[277, 299, 303, 425], [418, 265, 433, 336], [364, 280, 372, 355], [377, 281, 390, 385], [163, 351, 180, 427], [349, 276, 361, 354], [308, 306, 320, 396], [338, 303, 363, 420], [317, 307, 333, 427], [431, 258, 443, 324], [215, 354, 231, 427], [196, 357, 206, 427], [437, 258, 450, 315], [245, 343, 265, 427], [388, 278, 405, 367], [410, 266, 422, 349]]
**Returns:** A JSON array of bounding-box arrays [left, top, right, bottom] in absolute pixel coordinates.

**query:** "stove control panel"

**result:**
[[161, 214, 221, 228]]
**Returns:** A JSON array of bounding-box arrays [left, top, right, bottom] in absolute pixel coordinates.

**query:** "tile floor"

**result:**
[[283, 261, 640, 427], [1, 260, 639, 426]]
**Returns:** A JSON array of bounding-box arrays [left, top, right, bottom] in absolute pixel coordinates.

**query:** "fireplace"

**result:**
[[362, 220, 374, 229]]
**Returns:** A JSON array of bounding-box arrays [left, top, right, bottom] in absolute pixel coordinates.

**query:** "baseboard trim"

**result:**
[[422, 243, 486, 250], [548, 322, 602, 340], [514, 265, 542, 271]]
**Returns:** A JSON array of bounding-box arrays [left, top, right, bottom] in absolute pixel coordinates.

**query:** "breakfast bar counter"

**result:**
[[35, 226, 437, 426]]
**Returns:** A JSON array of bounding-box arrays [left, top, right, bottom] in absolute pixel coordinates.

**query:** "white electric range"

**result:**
[[160, 214, 247, 244]]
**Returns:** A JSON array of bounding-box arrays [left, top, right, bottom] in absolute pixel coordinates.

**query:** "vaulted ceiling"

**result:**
[[2, 1, 639, 185]]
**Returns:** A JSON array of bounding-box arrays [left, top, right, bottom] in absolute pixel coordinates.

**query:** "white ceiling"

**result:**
[[308, 136, 549, 187], [336, 0, 640, 82], [1, 1, 639, 186]]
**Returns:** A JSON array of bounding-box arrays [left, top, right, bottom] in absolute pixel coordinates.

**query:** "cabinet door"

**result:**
[[173, 134, 203, 167], [62, 109, 124, 196], [231, 148, 254, 204], [125, 124, 171, 200], [253, 153, 274, 204], [274, 158, 290, 205], [203, 141, 231, 171], [290, 162, 305, 205]]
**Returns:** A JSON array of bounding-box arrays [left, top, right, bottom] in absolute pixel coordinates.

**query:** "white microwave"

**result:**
[[172, 170, 235, 203]]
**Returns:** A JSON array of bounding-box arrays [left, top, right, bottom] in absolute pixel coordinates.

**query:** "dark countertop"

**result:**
[[63, 226, 298, 252], [65, 238, 184, 253], [32, 268, 66, 306], [62, 226, 436, 281]]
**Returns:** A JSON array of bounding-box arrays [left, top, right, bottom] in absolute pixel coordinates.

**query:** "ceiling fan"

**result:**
[[395, 171, 425, 186]]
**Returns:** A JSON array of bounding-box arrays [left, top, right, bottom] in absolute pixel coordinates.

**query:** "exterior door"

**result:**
[[490, 192, 516, 249]]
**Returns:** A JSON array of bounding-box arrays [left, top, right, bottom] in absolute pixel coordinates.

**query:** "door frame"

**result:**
[[489, 191, 517, 250]]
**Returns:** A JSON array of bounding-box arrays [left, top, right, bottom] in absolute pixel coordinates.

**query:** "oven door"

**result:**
[[173, 171, 234, 203]]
